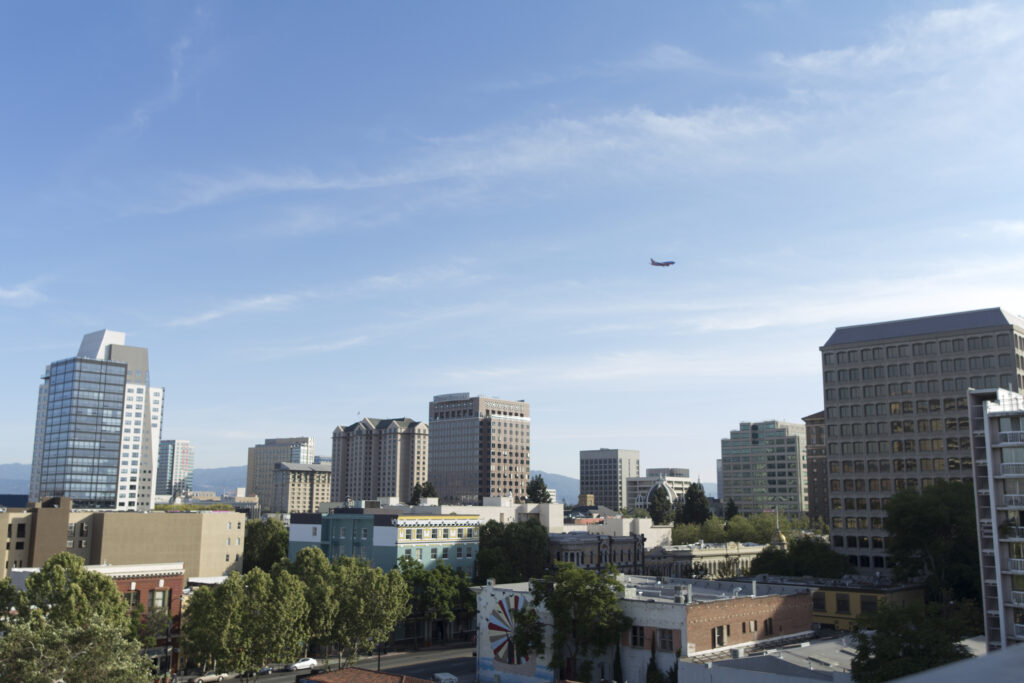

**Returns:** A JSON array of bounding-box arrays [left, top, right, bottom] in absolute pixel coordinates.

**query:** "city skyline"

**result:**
[[6, 2, 1024, 483]]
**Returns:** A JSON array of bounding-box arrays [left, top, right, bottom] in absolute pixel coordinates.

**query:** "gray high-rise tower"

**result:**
[[30, 330, 164, 510]]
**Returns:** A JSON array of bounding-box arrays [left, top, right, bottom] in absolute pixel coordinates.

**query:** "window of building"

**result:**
[[712, 625, 725, 648], [812, 592, 826, 611], [430, 548, 437, 559], [361, 528, 368, 540], [124, 590, 140, 607], [631, 625, 644, 647], [149, 589, 168, 611], [312, 527, 318, 537], [658, 628, 673, 651], [836, 593, 850, 614], [861, 595, 878, 614], [431, 529, 438, 539]]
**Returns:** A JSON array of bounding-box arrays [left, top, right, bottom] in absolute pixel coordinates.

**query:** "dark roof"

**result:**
[[291, 513, 322, 525], [302, 667, 432, 683], [336, 417, 424, 432], [275, 462, 332, 473], [822, 307, 1024, 347], [715, 655, 833, 681]]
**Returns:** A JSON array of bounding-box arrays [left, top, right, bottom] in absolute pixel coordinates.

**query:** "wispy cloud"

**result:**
[[168, 293, 299, 327], [622, 44, 705, 72], [257, 334, 369, 359], [0, 281, 45, 306], [132, 35, 192, 128]]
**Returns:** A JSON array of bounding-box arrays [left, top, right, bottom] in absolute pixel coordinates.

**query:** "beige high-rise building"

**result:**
[[246, 437, 314, 507], [821, 307, 1024, 572], [331, 417, 428, 503], [0, 497, 243, 580], [428, 393, 530, 503], [580, 448, 640, 511], [720, 421, 808, 516], [272, 462, 332, 514]]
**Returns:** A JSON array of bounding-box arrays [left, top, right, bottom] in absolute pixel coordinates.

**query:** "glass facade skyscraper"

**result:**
[[30, 330, 164, 510], [157, 439, 194, 498]]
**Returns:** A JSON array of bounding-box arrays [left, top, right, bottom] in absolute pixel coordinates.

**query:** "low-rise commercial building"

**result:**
[[646, 542, 766, 579], [548, 531, 645, 574], [0, 497, 243, 580], [475, 575, 813, 683]]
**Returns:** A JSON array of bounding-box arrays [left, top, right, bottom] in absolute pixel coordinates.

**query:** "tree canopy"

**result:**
[[243, 517, 289, 573], [332, 556, 411, 665], [410, 481, 440, 505], [516, 562, 632, 681], [748, 536, 848, 578], [852, 601, 974, 682], [398, 556, 473, 647], [476, 518, 549, 584], [648, 485, 672, 525], [675, 483, 711, 525], [884, 480, 979, 602], [526, 474, 552, 503], [0, 553, 152, 682], [724, 498, 739, 519]]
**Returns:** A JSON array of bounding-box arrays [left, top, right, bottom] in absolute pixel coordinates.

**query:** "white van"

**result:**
[[432, 673, 459, 683]]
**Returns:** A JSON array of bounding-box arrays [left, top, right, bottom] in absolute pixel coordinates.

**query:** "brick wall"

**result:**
[[685, 592, 811, 654]]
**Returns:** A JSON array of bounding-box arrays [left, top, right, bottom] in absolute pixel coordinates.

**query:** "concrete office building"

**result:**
[[822, 308, 1024, 571], [719, 421, 807, 516], [803, 411, 828, 523], [0, 497, 243, 580], [30, 330, 164, 511], [579, 448, 640, 511], [428, 393, 530, 502], [625, 467, 691, 511], [331, 417, 428, 503], [272, 462, 332, 514], [157, 439, 194, 498], [246, 436, 314, 507], [967, 387, 1024, 650]]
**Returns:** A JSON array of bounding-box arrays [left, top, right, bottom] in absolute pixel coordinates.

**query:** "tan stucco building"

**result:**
[[1, 497, 243, 580], [246, 436, 315, 507], [272, 462, 332, 513]]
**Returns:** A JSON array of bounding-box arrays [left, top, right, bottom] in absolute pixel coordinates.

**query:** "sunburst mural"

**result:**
[[487, 594, 530, 665]]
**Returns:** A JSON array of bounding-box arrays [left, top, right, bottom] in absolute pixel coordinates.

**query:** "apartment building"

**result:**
[[822, 308, 1024, 571], [719, 421, 807, 516], [428, 393, 530, 502], [0, 497, 243, 580], [30, 330, 164, 510], [968, 387, 1024, 650], [579, 448, 640, 511], [246, 437, 314, 507], [271, 462, 332, 513], [331, 417, 428, 503]]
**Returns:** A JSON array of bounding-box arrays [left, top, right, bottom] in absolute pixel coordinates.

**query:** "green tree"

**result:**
[[519, 562, 632, 681], [699, 516, 727, 543], [410, 482, 423, 505], [885, 480, 979, 602], [0, 553, 152, 682], [648, 485, 672, 525], [724, 498, 739, 519], [671, 523, 701, 545], [421, 481, 439, 498], [0, 614, 154, 683], [725, 514, 755, 542], [613, 644, 623, 683], [181, 584, 229, 671], [748, 537, 848, 579], [243, 518, 289, 573], [678, 483, 711, 525], [526, 474, 552, 503], [852, 601, 973, 682], [476, 519, 549, 584], [292, 546, 340, 656], [332, 556, 411, 666], [678, 560, 710, 579], [219, 568, 310, 675]]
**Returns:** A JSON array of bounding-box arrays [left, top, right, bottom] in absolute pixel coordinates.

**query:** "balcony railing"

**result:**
[[1002, 463, 1024, 476], [1004, 494, 1024, 507], [1012, 591, 1024, 606], [1015, 623, 1024, 639], [1009, 558, 1024, 572], [1000, 431, 1024, 444], [1002, 526, 1024, 540]]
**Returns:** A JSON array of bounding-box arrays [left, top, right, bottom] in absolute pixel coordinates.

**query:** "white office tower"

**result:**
[[157, 439, 194, 498], [30, 330, 164, 510]]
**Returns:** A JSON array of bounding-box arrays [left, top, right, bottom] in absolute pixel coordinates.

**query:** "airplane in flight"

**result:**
[[650, 258, 676, 267]]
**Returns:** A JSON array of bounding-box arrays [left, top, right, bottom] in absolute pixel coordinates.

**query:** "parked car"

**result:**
[[190, 672, 228, 683], [240, 665, 275, 677], [286, 657, 318, 671]]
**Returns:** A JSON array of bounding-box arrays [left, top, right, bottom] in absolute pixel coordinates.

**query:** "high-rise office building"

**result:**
[[821, 307, 1024, 571], [803, 411, 828, 523], [157, 439, 194, 498], [720, 421, 807, 516], [30, 330, 164, 510], [331, 417, 428, 503], [579, 448, 640, 510], [428, 393, 530, 503], [246, 437, 314, 507], [967, 387, 1024, 651]]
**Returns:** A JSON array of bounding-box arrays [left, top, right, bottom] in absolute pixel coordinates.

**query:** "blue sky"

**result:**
[[3, 1, 1024, 484]]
